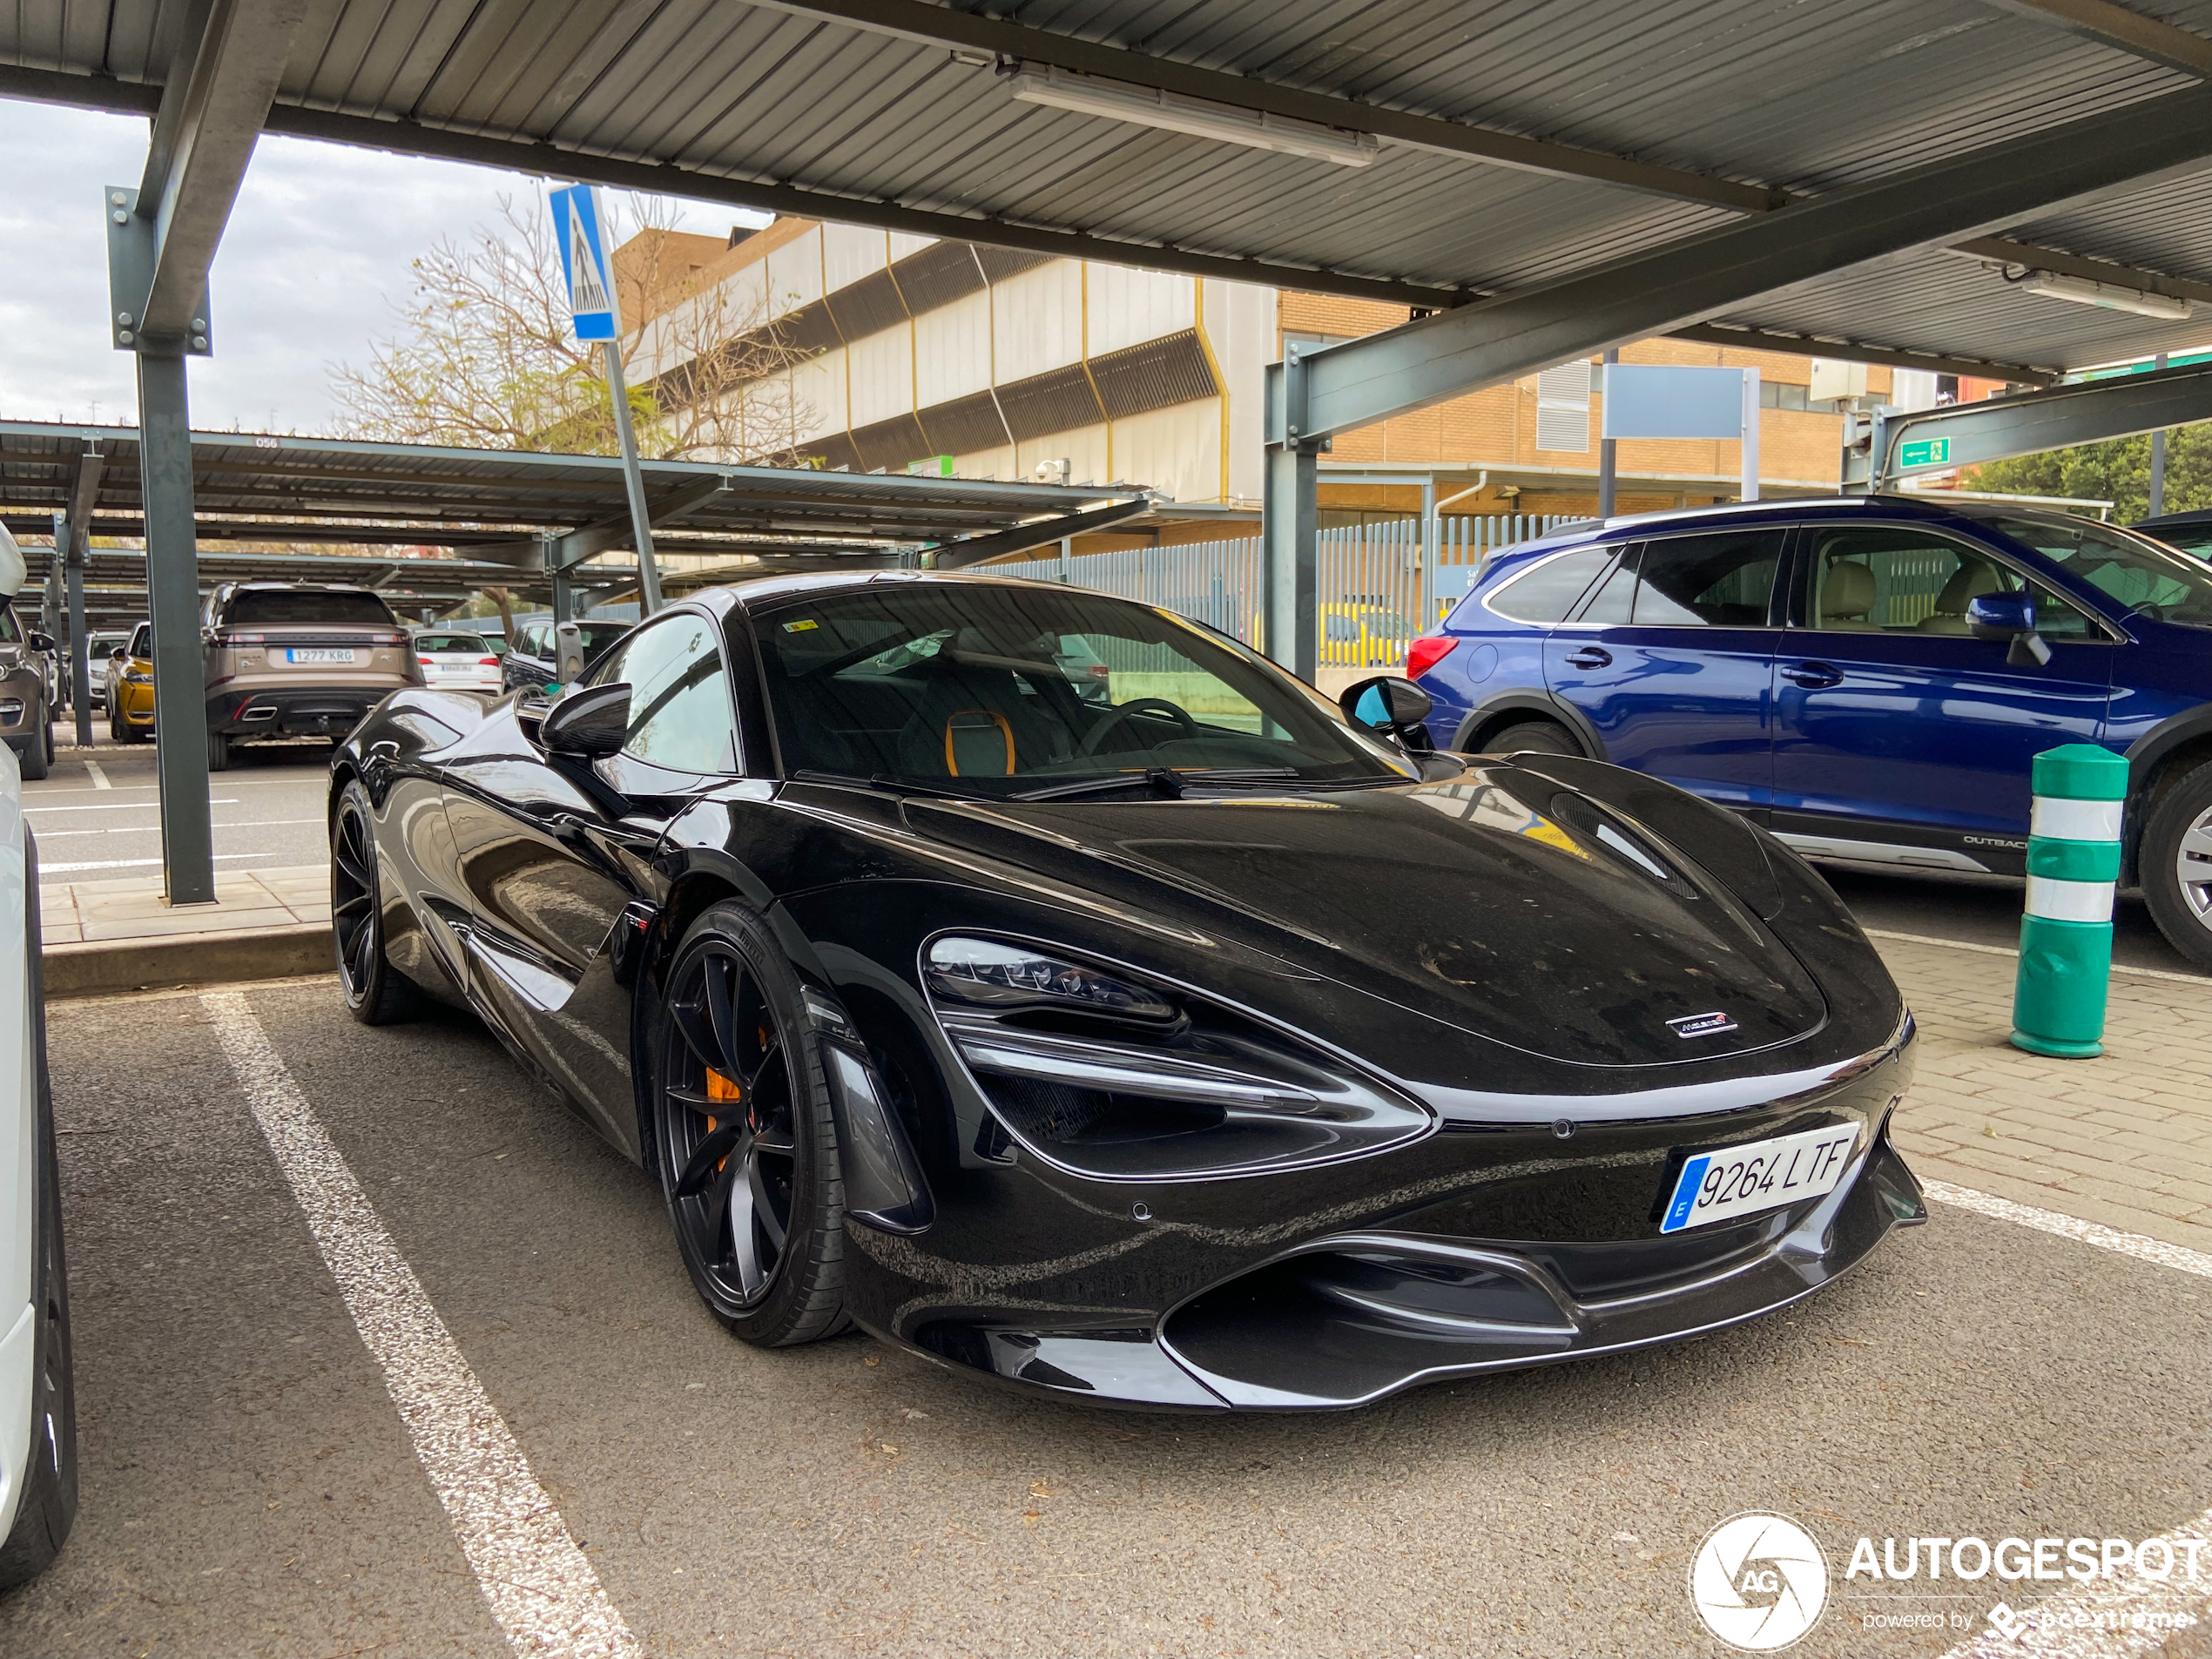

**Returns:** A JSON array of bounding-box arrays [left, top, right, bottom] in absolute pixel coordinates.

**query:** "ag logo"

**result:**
[[1689, 1512, 1831, 1651]]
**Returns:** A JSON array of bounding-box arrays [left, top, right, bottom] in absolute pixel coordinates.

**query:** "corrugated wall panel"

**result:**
[[1086, 266, 1195, 357], [846, 327, 914, 430], [992, 262, 1086, 384], [914, 290, 995, 408]]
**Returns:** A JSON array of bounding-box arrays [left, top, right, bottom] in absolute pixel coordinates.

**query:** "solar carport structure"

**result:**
[[10, 0, 2212, 901]]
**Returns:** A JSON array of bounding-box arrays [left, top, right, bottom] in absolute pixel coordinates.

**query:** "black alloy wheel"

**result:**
[[207, 729, 229, 772], [331, 779, 419, 1024], [653, 902, 847, 1346]]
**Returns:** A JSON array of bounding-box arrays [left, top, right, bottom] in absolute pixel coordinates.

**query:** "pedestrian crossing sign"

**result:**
[[550, 185, 617, 342]]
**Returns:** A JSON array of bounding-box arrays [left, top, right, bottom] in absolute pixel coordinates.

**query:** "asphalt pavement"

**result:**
[[33, 721, 334, 875], [4, 978, 2210, 1658]]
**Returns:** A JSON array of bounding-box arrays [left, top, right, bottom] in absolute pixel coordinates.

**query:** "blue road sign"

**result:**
[[550, 185, 617, 342]]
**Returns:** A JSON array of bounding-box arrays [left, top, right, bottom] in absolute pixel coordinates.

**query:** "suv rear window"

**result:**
[[1487, 548, 1613, 623], [224, 589, 399, 628]]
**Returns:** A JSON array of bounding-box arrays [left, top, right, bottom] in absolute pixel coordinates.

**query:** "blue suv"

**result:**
[[1408, 496, 2212, 968]]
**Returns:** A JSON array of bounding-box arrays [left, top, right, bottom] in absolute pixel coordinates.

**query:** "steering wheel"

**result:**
[[1076, 696, 1199, 757]]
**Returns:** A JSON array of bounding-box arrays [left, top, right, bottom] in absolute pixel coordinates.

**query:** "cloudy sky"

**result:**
[[0, 98, 761, 435]]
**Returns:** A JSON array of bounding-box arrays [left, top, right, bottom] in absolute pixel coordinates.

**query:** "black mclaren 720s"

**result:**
[[328, 571, 1924, 1411]]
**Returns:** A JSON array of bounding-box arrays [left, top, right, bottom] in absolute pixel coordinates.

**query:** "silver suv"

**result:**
[[202, 583, 420, 771], [0, 598, 56, 781]]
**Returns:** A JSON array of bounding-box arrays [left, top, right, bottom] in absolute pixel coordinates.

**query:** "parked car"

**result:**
[[411, 630, 503, 695], [0, 525, 79, 1588], [328, 572, 1922, 1410], [104, 622, 155, 745], [0, 578, 55, 783], [501, 617, 631, 693], [2133, 509, 2212, 561], [72, 632, 131, 712], [201, 583, 421, 771], [1407, 495, 2212, 968]]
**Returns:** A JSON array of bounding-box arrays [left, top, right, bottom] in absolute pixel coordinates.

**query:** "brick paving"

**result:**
[[1874, 930, 2212, 1257]]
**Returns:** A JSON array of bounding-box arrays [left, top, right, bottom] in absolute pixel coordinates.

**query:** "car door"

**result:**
[[1769, 521, 2116, 866], [1541, 526, 1787, 813], [441, 609, 742, 1150]]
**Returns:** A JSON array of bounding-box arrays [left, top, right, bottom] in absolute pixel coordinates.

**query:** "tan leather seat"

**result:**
[[1816, 560, 1884, 631], [1915, 558, 2005, 633]]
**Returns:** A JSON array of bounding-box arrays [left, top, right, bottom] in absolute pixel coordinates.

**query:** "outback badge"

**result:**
[[1667, 1010, 1739, 1039]]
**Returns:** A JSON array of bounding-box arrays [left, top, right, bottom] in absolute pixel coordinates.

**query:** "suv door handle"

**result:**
[[1563, 647, 1613, 671], [1782, 661, 1843, 689]]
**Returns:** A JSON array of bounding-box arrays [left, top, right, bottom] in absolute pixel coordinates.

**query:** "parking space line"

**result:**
[[1928, 1180, 2212, 1280], [1865, 927, 2212, 986], [83, 759, 110, 789], [40, 853, 263, 873], [202, 992, 640, 1659]]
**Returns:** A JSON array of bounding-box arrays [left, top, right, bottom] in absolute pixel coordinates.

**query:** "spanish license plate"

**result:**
[[287, 648, 356, 664], [1658, 1123, 1859, 1234]]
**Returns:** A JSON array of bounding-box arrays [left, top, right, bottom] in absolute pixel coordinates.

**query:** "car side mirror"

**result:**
[[538, 681, 631, 759], [1967, 592, 2053, 666], [1339, 674, 1436, 752], [109, 647, 128, 662], [26, 630, 54, 652]]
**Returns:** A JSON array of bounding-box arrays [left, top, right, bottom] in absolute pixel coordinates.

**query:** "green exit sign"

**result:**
[[1898, 435, 1952, 468]]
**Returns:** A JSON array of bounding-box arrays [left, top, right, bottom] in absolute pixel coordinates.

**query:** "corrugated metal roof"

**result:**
[[0, 421, 1139, 556], [6, 0, 2212, 377]]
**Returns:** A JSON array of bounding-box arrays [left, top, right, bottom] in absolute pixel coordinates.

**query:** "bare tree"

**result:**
[[328, 189, 816, 462]]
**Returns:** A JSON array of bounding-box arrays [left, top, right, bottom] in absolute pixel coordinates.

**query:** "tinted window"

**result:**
[[0, 606, 18, 644], [1804, 525, 2098, 638], [592, 613, 737, 774], [130, 624, 152, 658], [415, 632, 489, 654], [1487, 548, 1612, 623], [1585, 530, 1783, 627], [755, 584, 1413, 793], [225, 589, 398, 627], [2141, 523, 2212, 559]]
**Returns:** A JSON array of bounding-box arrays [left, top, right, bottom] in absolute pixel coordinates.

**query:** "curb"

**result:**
[[43, 923, 334, 1000]]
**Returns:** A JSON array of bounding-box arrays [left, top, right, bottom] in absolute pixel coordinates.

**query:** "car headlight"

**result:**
[[922, 934, 1431, 1180], [124, 669, 152, 685], [926, 936, 1177, 1022]]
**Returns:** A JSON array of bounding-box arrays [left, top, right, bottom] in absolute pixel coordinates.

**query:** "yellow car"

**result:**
[[104, 621, 155, 743]]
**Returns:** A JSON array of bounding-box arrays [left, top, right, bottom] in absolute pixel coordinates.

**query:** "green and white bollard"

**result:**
[[2012, 743, 2129, 1058]]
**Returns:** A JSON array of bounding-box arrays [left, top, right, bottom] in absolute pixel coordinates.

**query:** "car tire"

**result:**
[[649, 900, 848, 1348], [0, 866, 80, 1590], [206, 729, 229, 772], [2139, 761, 2212, 971], [18, 722, 50, 782], [1483, 718, 1582, 758], [331, 779, 421, 1025]]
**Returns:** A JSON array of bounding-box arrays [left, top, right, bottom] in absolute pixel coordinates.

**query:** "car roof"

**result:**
[[2134, 509, 2212, 530]]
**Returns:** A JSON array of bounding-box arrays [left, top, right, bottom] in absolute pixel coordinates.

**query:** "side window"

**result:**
[[1487, 547, 1613, 623], [1801, 526, 2097, 638], [596, 612, 737, 774], [1577, 544, 1641, 624], [1593, 529, 1784, 627], [132, 624, 153, 658]]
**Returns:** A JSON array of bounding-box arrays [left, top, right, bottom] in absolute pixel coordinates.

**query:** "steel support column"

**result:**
[[58, 513, 91, 745], [138, 350, 215, 903], [1261, 352, 1320, 677]]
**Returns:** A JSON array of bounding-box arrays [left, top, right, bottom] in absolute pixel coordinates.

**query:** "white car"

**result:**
[[412, 629, 504, 695], [0, 524, 77, 1590]]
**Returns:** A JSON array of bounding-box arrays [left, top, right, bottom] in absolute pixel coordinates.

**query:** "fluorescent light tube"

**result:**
[[1008, 67, 1379, 168], [2018, 270, 2193, 321]]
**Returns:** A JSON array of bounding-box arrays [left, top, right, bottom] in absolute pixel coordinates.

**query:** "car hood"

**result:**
[[901, 772, 1828, 1069]]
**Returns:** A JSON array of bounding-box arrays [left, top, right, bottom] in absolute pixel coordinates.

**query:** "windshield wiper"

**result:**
[[790, 768, 985, 800], [1011, 767, 1298, 802]]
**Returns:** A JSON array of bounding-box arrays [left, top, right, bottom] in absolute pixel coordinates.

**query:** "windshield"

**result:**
[[1986, 516, 2212, 628], [2140, 522, 2212, 561], [226, 588, 399, 628], [755, 583, 1416, 797], [415, 632, 489, 654]]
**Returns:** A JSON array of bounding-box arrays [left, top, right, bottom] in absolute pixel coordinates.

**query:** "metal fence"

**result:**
[[995, 515, 1574, 668]]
